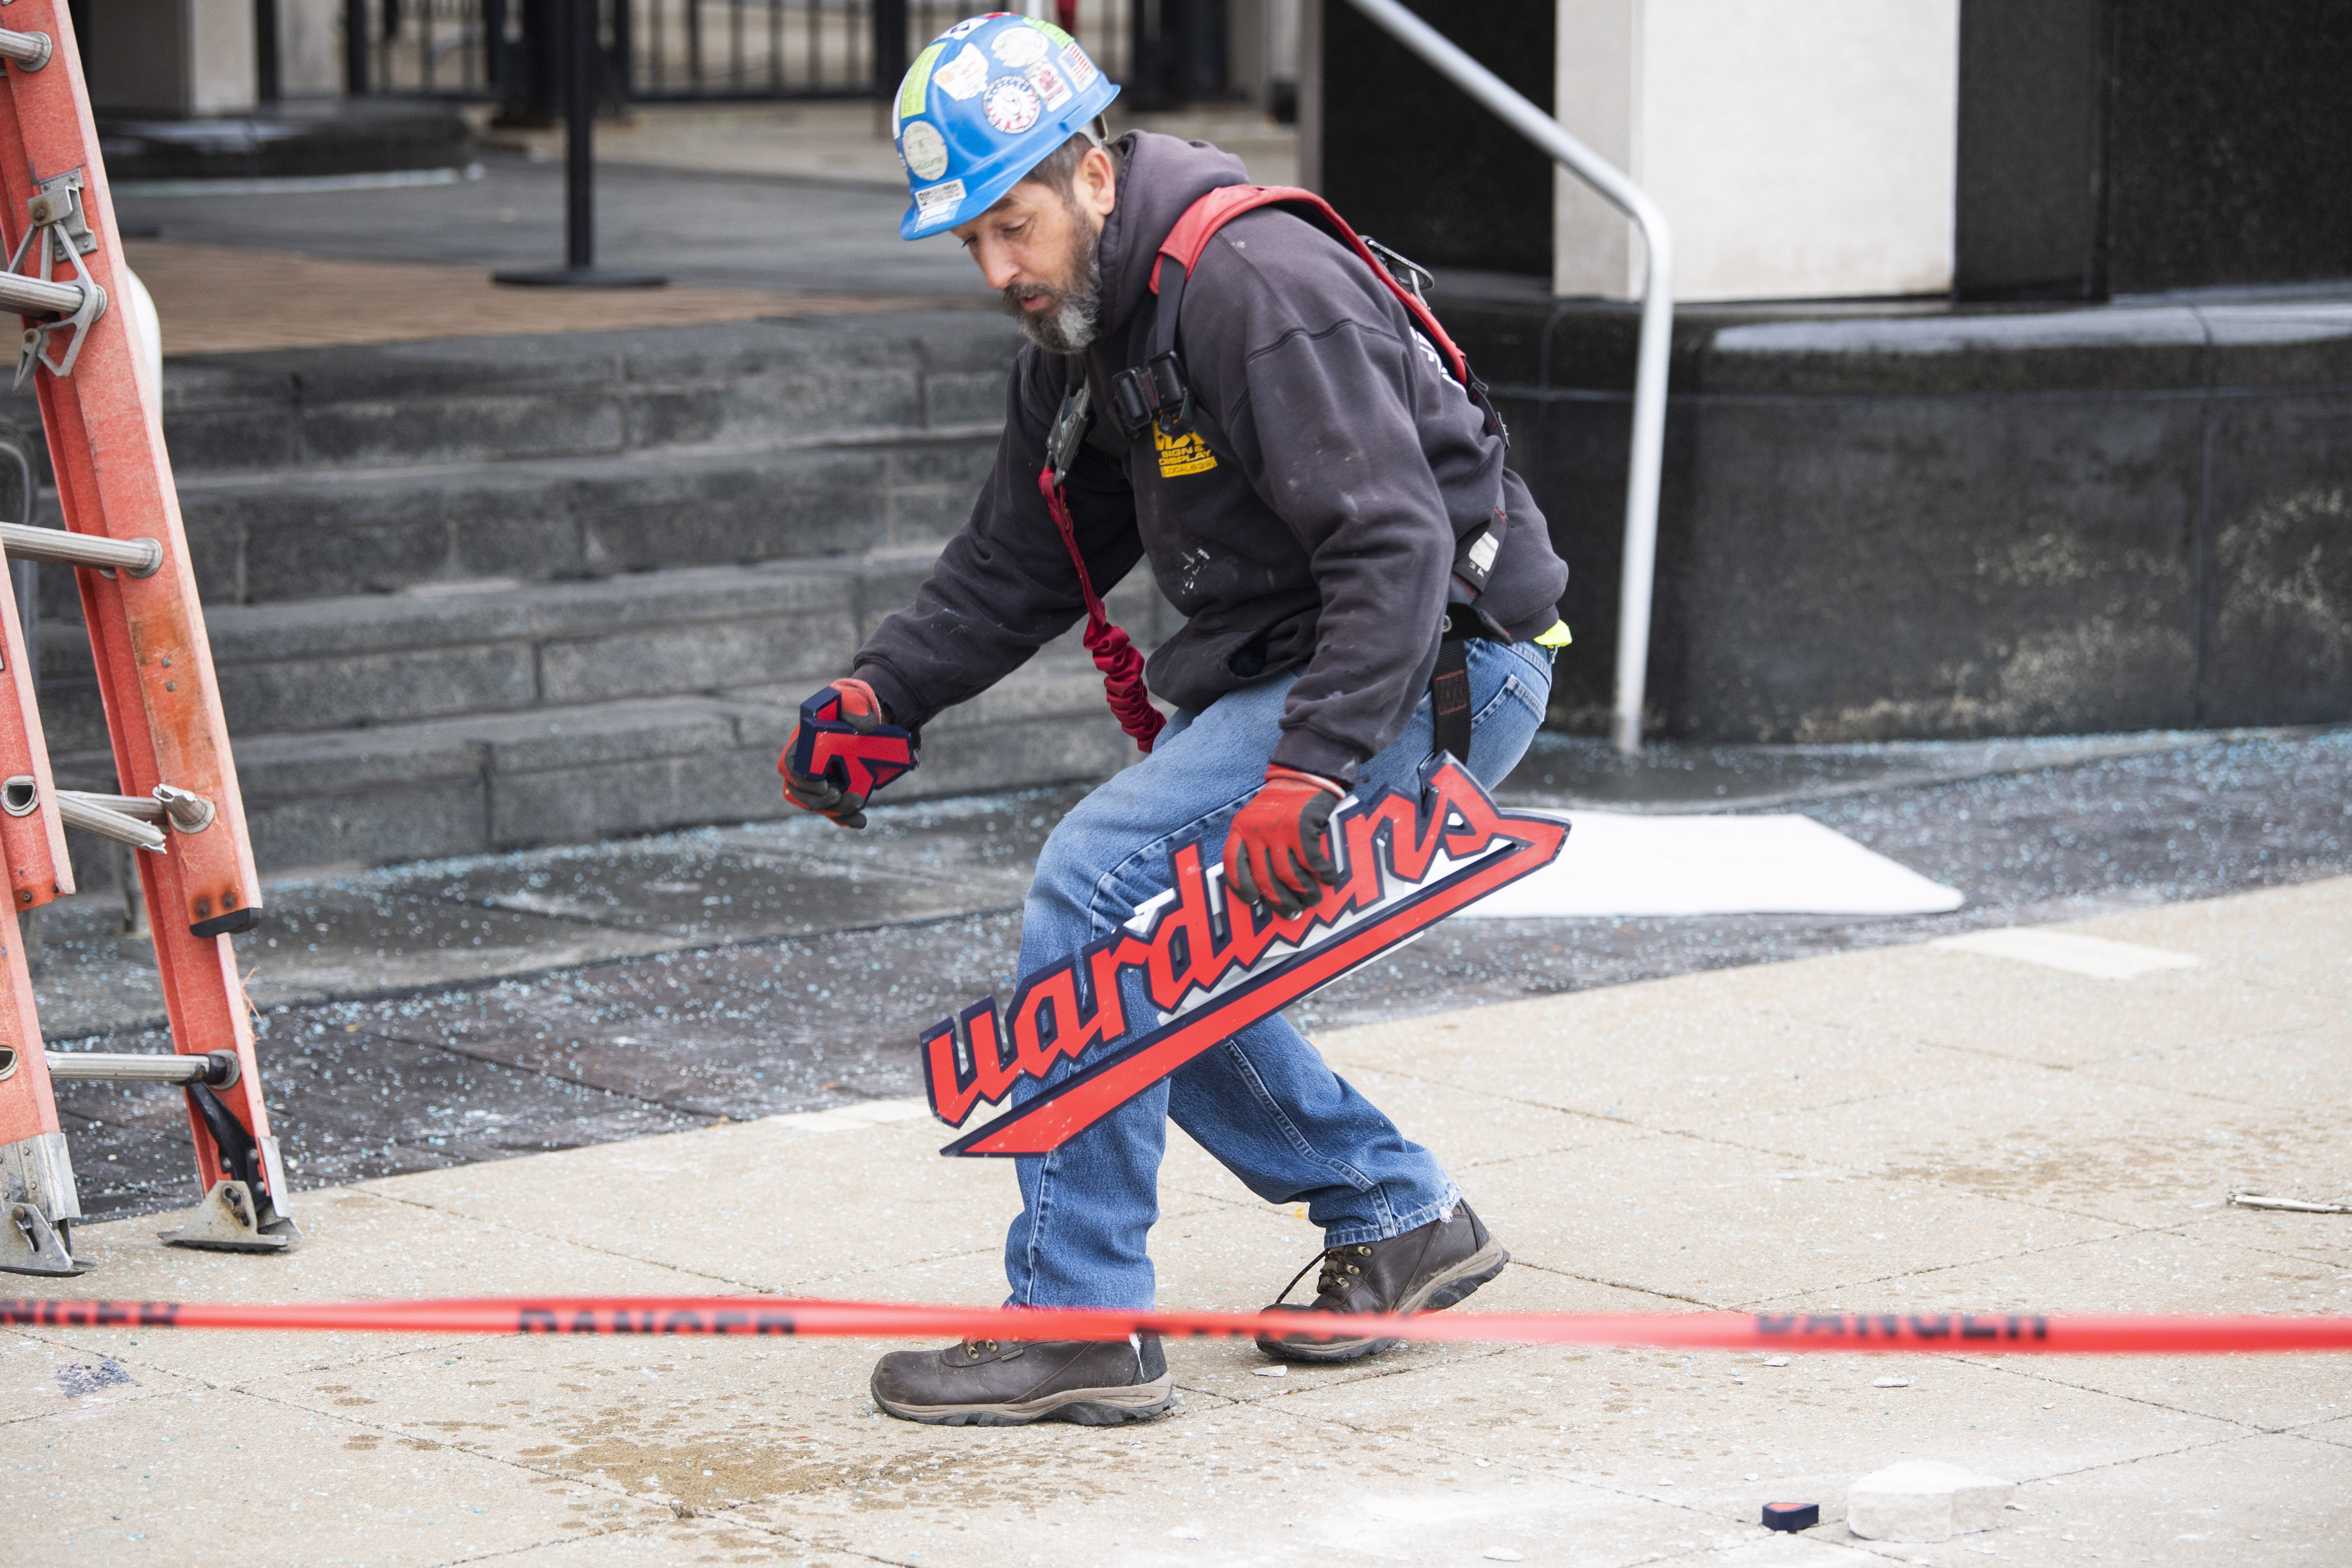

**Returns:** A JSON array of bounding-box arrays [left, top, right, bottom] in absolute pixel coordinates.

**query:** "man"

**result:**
[[779, 14, 1571, 1427]]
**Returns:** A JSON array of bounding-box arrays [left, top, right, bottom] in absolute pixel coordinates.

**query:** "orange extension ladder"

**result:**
[[0, 3, 295, 1274]]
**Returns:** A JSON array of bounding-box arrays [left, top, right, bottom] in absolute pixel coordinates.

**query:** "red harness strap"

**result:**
[[1037, 460, 1165, 753], [1035, 184, 1489, 757], [1151, 184, 1484, 394]]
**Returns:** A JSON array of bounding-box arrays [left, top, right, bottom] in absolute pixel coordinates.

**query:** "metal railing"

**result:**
[[1344, 0, 1673, 756], [345, 0, 1130, 102]]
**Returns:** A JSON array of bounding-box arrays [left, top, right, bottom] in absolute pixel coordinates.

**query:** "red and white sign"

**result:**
[[922, 760, 1569, 1156]]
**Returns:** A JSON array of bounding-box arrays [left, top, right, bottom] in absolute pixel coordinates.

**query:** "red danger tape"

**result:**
[[7, 1297, 2352, 1354]]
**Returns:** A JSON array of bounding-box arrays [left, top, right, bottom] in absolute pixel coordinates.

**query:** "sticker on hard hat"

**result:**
[[940, 14, 989, 39], [933, 43, 988, 101], [901, 121, 949, 182], [915, 180, 966, 223], [984, 79, 1042, 136], [898, 41, 943, 118], [991, 24, 1048, 68], [1026, 60, 1073, 110], [1059, 43, 1099, 89]]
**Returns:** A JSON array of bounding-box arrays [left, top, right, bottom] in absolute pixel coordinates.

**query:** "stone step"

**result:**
[[52, 634, 1147, 874], [167, 424, 999, 604], [38, 553, 1173, 752], [37, 553, 1171, 839], [150, 310, 1019, 480]]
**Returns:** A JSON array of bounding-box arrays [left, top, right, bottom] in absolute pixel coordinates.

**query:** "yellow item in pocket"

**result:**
[[1534, 619, 1573, 649], [1153, 425, 1218, 477]]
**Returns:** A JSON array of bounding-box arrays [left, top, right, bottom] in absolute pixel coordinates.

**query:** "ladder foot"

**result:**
[[158, 1179, 299, 1253], [0, 1131, 90, 1274], [1, 1201, 93, 1275]]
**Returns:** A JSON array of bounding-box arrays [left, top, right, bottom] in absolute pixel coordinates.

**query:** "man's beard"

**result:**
[[1003, 221, 1102, 355]]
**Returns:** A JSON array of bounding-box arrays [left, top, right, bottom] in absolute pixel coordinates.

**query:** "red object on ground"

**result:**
[[6, 1297, 2352, 1353]]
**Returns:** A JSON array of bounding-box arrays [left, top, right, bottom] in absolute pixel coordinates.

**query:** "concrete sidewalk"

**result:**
[[8, 877, 2348, 1566]]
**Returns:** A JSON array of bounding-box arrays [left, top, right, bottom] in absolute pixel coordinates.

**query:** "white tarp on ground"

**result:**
[[1464, 811, 1965, 918]]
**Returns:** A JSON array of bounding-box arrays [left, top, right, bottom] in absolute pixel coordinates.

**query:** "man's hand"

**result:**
[[779, 678, 917, 830], [1224, 764, 1347, 917]]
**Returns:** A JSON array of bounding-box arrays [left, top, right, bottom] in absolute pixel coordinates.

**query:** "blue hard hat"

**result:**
[[893, 13, 1119, 240]]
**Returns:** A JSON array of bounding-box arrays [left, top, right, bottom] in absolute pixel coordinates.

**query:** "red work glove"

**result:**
[[779, 677, 908, 830], [1224, 764, 1347, 918]]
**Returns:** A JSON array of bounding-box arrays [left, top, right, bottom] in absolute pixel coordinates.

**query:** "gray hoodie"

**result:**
[[854, 132, 1568, 783]]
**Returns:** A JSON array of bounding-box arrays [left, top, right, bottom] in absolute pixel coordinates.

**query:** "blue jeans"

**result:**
[[1002, 638, 1555, 1309]]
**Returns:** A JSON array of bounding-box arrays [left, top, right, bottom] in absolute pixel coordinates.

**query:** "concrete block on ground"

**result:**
[[1847, 1460, 2016, 1542], [245, 776, 492, 871], [225, 726, 496, 870]]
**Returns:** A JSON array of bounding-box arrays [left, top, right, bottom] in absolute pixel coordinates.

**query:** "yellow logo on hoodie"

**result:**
[[1154, 425, 1218, 477]]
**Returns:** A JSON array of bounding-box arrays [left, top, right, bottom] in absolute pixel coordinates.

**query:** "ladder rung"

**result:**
[[54, 789, 165, 822], [52, 789, 165, 851], [0, 28, 50, 71], [0, 270, 83, 319], [42, 1048, 239, 1086], [0, 523, 161, 576]]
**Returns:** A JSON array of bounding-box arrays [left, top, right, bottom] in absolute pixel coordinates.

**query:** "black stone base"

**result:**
[[1440, 279, 2352, 742], [95, 97, 474, 184]]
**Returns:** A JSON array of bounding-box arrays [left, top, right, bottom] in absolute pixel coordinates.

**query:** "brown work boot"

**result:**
[[870, 1334, 1174, 1426], [1255, 1201, 1509, 1363]]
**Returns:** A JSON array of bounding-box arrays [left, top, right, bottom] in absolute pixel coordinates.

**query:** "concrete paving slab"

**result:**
[[19, 1186, 703, 1388], [1802, 1433, 2352, 1566], [7, 1379, 675, 1565], [2304, 1413, 2352, 1450], [1732, 944, 2342, 1069], [702, 1388, 1771, 1568], [1317, 991, 1959, 1136], [2073, 1014, 2352, 1116], [354, 1112, 1239, 1297], [1260, 1063, 1643, 1173], [481, 1524, 876, 1565], [1770, 1226, 2352, 1432], [2202, 1203, 2352, 1271], [2063, 877, 2352, 1002], [1263, 1340, 2236, 1531], [0, 1328, 208, 1426], [1158, 1255, 1666, 1410], [1461, 1139, 2120, 1309], [1728, 1062, 2341, 1227]]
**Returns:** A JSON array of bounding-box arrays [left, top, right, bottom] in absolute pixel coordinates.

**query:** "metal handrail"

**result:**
[[1343, 0, 1674, 755]]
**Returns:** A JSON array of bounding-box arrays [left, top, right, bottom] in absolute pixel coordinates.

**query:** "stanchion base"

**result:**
[[491, 266, 668, 289]]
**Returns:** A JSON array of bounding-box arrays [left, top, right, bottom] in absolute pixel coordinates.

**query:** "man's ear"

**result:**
[[1074, 144, 1118, 222]]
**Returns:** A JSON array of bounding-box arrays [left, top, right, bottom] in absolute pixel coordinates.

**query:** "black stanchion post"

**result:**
[[344, 0, 370, 92], [494, 0, 666, 287], [873, 0, 907, 94]]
